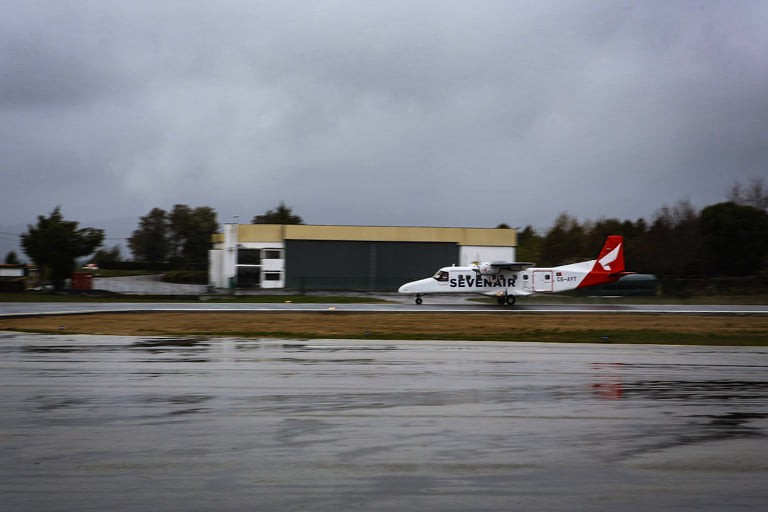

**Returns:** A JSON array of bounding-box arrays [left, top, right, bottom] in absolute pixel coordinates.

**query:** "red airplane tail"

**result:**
[[593, 235, 625, 274], [578, 236, 630, 289]]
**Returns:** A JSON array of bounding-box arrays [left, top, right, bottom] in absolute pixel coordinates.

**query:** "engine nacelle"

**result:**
[[474, 262, 499, 275]]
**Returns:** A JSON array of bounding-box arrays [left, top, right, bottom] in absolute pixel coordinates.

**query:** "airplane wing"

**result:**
[[487, 261, 536, 271]]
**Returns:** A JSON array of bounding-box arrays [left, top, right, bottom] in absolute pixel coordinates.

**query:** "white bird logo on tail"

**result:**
[[598, 243, 621, 271]]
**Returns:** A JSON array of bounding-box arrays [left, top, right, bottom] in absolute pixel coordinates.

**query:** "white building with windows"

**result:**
[[209, 224, 517, 291]]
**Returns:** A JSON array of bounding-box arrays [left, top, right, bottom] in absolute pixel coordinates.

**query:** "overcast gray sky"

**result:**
[[2, 0, 767, 257]]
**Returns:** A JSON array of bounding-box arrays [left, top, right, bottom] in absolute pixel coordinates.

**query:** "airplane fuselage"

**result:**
[[399, 262, 593, 298], [398, 235, 629, 305]]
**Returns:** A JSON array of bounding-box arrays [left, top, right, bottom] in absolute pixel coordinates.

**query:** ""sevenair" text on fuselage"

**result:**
[[449, 274, 517, 288]]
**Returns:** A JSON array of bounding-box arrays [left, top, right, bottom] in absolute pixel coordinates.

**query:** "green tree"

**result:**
[[169, 204, 218, 264], [540, 213, 586, 265], [90, 245, 123, 266], [643, 200, 701, 277], [700, 202, 768, 276], [129, 205, 218, 265], [4, 251, 20, 265], [252, 202, 303, 224], [583, 218, 624, 252], [128, 208, 169, 262], [728, 177, 768, 211], [621, 218, 649, 272], [21, 207, 104, 290], [168, 204, 192, 259], [516, 225, 542, 263]]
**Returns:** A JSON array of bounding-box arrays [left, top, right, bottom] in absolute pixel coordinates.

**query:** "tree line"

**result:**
[[513, 180, 768, 288], [125, 201, 302, 265], [517, 200, 768, 277], [12, 202, 301, 290], [127, 205, 218, 265]]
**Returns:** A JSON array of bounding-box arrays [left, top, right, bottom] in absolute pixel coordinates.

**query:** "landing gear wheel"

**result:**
[[496, 295, 506, 305], [415, 295, 423, 305], [505, 295, 516, 306]]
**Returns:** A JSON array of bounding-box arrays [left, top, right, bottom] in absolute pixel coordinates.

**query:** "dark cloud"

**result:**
[[2, 1, 767, 259]]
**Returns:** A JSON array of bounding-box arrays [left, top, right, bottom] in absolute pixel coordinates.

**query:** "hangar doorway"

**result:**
[[285, 240, 458, 290]]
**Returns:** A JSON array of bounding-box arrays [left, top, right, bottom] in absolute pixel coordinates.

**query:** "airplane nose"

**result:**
[[398, 282, 413, 293]]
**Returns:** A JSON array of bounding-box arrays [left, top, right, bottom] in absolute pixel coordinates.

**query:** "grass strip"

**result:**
[[1, 311, 767, 346]]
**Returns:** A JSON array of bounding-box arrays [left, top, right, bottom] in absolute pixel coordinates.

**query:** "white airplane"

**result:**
[[398, 235, 630, 305]]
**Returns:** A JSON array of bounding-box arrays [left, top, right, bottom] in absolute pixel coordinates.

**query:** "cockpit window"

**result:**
[[433, 270, 449, 282]]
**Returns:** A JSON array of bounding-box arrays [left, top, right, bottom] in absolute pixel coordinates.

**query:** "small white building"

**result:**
[[209, 224, 517, 291]]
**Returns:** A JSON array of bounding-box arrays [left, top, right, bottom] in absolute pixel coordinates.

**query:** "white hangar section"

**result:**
[[209, 224, 517, 291]]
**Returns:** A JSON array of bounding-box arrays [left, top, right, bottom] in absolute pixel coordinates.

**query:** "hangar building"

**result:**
[[209, 224, 517, 291]]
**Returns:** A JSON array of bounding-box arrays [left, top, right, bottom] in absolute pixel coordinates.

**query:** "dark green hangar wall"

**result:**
[[285, 240, 459, 290]]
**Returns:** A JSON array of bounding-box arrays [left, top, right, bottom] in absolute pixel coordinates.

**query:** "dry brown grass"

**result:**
[[2, 311, 767, 344]]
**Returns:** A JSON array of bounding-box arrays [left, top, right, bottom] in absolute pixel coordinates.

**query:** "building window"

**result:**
[[264, 271, 281, 281], [263, 249, 282, 259], [238, 249, 261, 265]]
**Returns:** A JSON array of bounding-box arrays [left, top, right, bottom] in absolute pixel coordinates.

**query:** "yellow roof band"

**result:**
[[225, 224, 516, 246]]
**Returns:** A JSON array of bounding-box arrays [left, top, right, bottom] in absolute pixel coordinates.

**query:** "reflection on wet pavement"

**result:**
[[0, 334, 766, 511]]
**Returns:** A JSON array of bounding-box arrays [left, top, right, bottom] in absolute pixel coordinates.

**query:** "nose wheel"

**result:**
[[415, 294, 423, 305]]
